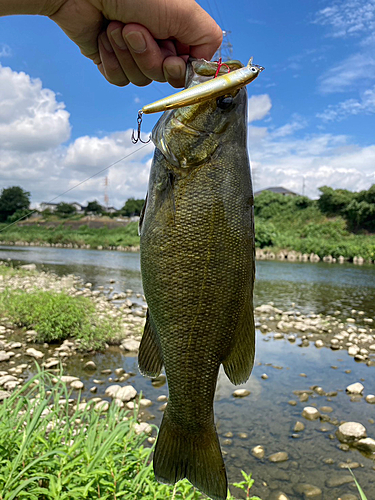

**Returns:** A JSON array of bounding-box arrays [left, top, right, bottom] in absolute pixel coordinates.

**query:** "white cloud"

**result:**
[[318, 52, 375, 93], [0, 44, 11, 58], [314, 0, 375, 38], [247, 94, 272, 122], [317, 85, 375, 120], [270, 115, 308, 138], [0, 65, 71, 151]]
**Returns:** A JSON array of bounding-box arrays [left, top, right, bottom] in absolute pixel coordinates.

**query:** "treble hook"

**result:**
[[131, 111, 151, 144]]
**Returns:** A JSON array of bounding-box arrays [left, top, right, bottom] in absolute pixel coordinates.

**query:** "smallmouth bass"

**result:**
[[138, 58, 258, 500]]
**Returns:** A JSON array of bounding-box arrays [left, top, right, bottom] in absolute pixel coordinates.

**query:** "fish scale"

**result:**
[[138, 58, 258, 500]]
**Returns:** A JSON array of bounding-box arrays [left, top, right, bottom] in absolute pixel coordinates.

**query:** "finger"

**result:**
[[163, 56, 187, 88], [98, 32, 129, 86], [109, 23, 167, 83], [107, 22, 152, 87]]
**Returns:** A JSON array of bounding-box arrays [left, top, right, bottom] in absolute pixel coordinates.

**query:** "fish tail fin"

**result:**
[[153, 410, 228, 500]]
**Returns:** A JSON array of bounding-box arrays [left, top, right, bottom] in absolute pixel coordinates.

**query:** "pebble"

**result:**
[[121, 339, 140, 352], [261, 373, 269, 379], [315, 339, 324, 348], [0, 390, 11, 401], [336, 422, 367, 443], [302, 407, 320, 420], [94, 401, 109, 412], [232, 389, 250, 397], [325, 475, 354, 487], [70, 380, 84, 390], [251, 445, 265, 459], [157, 395, 168, 402], [84, 361, 97, 371], [319, 406, 333, 413], [293, 421, 305, 432], [346, 382, 364, 394], [238, 432, 248, 439], [294, 483, 322, 499], [268, 452, 288, 463], [25, 348, 44, 359], [134, 422, 152, 435], [356, 437, 375, 453], [365, 394, 375, 404]]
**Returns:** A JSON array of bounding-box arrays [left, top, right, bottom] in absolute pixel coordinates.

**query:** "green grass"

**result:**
[[0, 289, 122, 350], [0, 370, 261, 499], [0, 221, 140, 249]]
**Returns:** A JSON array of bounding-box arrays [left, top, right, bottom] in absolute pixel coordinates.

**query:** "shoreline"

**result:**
[[1, 240, 373, 265]]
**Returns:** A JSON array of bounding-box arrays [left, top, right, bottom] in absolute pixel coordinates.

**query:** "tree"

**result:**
[[317, 186, 355, 215], [85, 200, 103, 214], [0, 186, 30, 222], [55, 202, 76, 218], [121, 198, 145, 216]]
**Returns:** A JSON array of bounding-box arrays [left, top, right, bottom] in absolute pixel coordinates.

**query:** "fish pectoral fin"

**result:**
[[222, 292, 255, 385], [138, 309, 163, 377], [154, 410, 228, 500]]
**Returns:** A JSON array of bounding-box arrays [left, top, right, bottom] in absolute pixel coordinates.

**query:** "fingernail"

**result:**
[[124, 31, 147, 53], [165, 64, 184, 80], [100, 33, 113, 53], [110, 28, 127, 50]]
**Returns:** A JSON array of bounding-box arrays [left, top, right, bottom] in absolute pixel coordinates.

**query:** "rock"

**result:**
[[302, 407, 320, 420], [251, 445, 265, 459], [0, 390, 11, 401], [43, 358, 59, 369], [255, 304, 283, 315], [319, 406, 333, 413], [94, 401, 109, 412], [134, 422, 152, 435], [57, 376, 79, 384], [9, 342, 22, 349], [261, 373, 269, 379], [121, 339, 140, 352], [269, 452, 288, 463], [346, 382, 364, 394], [365, 394, 375, 404], [315, 340, 324, 348], [70, 380, 84, 390], [325, 475, 354, 488], [139, 398, 152, 408], [348, 345, 360, 356], [0, 352, 12, 362], [105, 385, 121, 398], [294, 483, 322, 499], [339, 495, 358, 500], [20, 263, 36, 271], [26, 348, 44, 359], [233, 389, 250, 397], [293, 421, 305, 432], [151, 374, 167, 388], [84, 361, 97, 371], [0, 375, 18, 386], [356, 437, 375, 453], [115, 385, 137, 402], [336, 422, 367, 443], [269, 493, 289, 500], [114, 368, 125, 376], [157, 395, 168, 402], [158, 403, 167, 412]]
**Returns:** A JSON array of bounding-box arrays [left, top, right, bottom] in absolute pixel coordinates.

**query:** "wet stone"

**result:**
[[0, 390, 11, 401], [319, 406, 333, 413], [157, 395, 168, 402], [269, 452, 288, 463], [233, 389, 250, 398], [338, 444, 350, 451], [322, 458, 334, 464], [356, 437, 375, 453], [337, 422, 367, 443], [251, 445, 265, 459], [365, 394, 375, 404], [302, 407, 320, 420], [325, 475, 354, 488], [293, 421, 305, 432], [26, 348, 44, 359], [224, 431, 233, 438], [288, 400, 297, 406], [84, 361, 97, 371], [339, 461, 360, 469], [0, 352, 12, 362], [346, 382, 364, 394], [294, 483, 322, 499], [238, 432, 248, 439], [340, 495, 358, 500], [70, 380, 84, 390], [299, 393, 309, 403]]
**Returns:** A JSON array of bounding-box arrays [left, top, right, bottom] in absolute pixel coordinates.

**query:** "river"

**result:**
[[1, 245, 375, 500]]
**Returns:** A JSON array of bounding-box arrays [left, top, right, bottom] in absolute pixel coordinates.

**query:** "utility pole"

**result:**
[[104, 176, 109, 211], [302, 176, 305, 197]]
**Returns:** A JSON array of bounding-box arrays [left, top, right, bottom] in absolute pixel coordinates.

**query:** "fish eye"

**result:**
[[217, 95, 233, 110]]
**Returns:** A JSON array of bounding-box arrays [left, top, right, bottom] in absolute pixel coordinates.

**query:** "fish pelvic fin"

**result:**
[[223, 289, 255, 385], [153, 410, 228, 500], [138, 310, 163, 378]]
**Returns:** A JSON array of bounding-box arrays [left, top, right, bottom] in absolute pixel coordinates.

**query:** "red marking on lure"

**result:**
[[214, 58, 231, 78]]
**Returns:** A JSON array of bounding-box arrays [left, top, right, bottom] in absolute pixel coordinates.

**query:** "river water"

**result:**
[[1, 245, 375, 500]]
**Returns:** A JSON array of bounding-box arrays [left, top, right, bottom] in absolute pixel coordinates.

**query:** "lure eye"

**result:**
[[217, 95, 233, 110], [251, 67, 257, 73]]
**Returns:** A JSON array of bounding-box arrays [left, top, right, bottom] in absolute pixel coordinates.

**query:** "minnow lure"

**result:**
[[131, 57, 264, 143]]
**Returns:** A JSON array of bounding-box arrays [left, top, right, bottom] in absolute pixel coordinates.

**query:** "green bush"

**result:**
[[0, 290, 121, 349]]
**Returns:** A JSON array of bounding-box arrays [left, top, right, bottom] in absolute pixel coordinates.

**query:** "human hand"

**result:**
[[49, 0, 222, 88]]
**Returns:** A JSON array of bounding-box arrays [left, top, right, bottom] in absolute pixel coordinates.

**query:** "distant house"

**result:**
[[106, 206, 118, 214], [71, 202, 85, 213], [40, 202, 58, 212], [254, 186, 299, 197]]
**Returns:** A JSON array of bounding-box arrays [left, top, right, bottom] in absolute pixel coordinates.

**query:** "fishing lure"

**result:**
[[131, 57, 264, 144]]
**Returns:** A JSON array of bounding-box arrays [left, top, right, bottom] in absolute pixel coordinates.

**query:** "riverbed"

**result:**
[[1, 245, 375, 500]]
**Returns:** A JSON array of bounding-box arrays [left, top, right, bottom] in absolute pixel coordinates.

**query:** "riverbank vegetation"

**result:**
[[0, 185, 374, 261], [0, 370, 260, 499]]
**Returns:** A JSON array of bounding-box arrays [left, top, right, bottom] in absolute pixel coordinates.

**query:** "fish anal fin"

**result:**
[[154, 410, 228, 500], [138, 310, 163, 378], [223, 292, 255, 385]]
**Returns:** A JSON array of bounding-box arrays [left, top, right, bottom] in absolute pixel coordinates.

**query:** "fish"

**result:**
[[141, 57, 264, 114], [138, 57, 259, 500]]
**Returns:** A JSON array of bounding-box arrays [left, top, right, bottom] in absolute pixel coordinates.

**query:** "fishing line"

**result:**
[[0, 142, 152, 233]]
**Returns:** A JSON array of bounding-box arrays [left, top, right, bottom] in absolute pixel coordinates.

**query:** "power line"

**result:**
[[0, 142, 151, 233]]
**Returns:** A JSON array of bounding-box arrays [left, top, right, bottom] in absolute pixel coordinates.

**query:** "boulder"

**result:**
[[336, 422, 366, 443], [26, 348, 44, 359], [302, 407, 320, 420], [346, 382, 364, 395]]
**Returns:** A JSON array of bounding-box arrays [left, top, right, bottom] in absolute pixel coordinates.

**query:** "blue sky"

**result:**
[[0, 0, 374, 208]]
